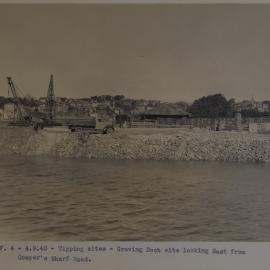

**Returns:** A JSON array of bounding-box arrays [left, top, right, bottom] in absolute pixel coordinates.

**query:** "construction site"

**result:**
[[0, 75, 115, 134], [2, 75, 270, 163]]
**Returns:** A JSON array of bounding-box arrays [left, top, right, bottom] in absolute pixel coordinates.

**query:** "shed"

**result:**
[[140, 103, 191, 125]]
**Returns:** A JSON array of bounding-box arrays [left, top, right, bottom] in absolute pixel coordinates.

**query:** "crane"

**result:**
[[6, 77, 44, 129], [46, 74, 56, 121], [7, 77, 31, 123]]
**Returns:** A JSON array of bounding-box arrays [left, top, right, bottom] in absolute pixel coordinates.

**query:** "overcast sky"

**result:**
[[0, 4, 270, 102]]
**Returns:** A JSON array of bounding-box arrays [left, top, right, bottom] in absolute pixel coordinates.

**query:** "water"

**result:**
[[0, 156, 270, 241]]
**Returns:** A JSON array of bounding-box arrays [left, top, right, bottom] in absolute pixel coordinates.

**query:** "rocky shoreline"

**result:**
[[1, 127, 270, 162]]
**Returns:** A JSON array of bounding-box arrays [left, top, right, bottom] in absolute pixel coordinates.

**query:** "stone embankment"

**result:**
[[1, 127, 270, 162]]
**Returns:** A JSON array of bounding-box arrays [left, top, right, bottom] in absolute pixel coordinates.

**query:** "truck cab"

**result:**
[[95, 114, 114, 134]]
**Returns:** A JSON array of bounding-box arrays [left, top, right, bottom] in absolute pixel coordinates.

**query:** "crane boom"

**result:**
[[6, 77, 44, 130], [46, 74, 55, 120], [6, 77, 27, 121]]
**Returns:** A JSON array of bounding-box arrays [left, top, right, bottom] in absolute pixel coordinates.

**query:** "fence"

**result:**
[[130, 116, 270, 132]]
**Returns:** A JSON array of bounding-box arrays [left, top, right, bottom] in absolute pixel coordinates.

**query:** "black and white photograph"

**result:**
[[1, 2, 270, 242]]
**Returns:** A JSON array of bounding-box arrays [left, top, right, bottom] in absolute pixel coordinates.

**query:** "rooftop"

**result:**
[[143, 103, 191, 117]]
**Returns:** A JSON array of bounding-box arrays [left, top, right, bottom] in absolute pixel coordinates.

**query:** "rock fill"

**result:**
[[1, 127, 270, 162]]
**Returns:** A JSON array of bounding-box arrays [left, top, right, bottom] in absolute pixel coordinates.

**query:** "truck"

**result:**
[[66, 114, 114, 134], [6, 76, 115, 134]]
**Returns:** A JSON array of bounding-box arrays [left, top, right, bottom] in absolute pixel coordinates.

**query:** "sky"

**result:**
[[0, 4, 270, 102]]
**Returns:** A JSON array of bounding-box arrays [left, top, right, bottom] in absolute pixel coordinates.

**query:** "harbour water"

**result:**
[[0, 156, 270, 241]]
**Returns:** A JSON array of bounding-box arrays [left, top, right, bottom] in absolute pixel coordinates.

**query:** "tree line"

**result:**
[[189, 94, 235, 118]]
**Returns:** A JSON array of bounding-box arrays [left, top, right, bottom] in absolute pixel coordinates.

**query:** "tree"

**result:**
[[190, 94, 233, 118]]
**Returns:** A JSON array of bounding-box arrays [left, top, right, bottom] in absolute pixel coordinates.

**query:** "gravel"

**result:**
[[1, 127, 270, 162]]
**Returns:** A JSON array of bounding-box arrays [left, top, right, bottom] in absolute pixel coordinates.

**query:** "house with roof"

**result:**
[[139, 103, 192, 125]]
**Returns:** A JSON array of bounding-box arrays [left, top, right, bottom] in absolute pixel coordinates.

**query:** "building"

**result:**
[[234, 100, 253, 111], [140, 103, 191, 125], [55, 102, 69, 114], [234, 99, 270, 113], [262, 101, 270, 112], [3, 103, 18, 120]]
